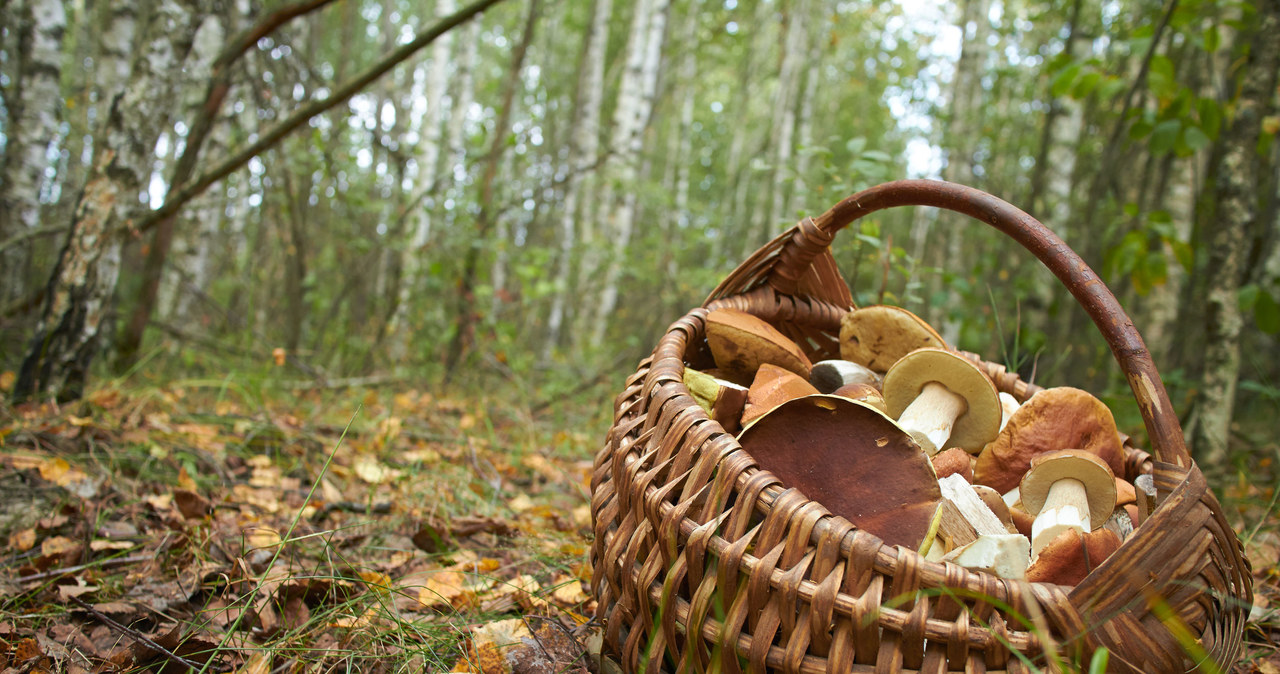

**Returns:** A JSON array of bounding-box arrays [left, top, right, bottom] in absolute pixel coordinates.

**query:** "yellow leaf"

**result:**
[[418, 570, 468, 608], [459, 413, 476, 430], [550, 576, 589, 606], [0, 371, 15, 392], [42, 535, 79, 556], [359, 570, 393, 596], [38, 458, 71, 483], [354, 456, 396, 484], [177, 467, 198, 492], [234, 651, 272, 674], [9, 528, 36, 552], [68, 414, 93, 427], [246, 527, 281, 549], [507, 494, 534, 513]]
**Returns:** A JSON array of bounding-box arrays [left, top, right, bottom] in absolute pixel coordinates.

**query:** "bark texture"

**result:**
[[1190, 0, 1280, 467], [14, 0, 201, 403], [1, 0, 67, 302]]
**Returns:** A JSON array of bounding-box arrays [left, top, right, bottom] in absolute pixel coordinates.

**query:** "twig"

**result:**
[[310, 501, 392, 522], [68, 595, 205, 671], [0, 223, 69, 254], [131, 0, 509, 239], [15, 553, 151, 584]]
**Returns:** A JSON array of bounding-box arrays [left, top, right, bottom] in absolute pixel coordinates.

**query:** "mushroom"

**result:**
[[1019, 450, 1118, 556], [737, 395, 941, 551], [936, 473, 1010, 547], [881, 348, 1002, 456], [1133, 473, 1156, 524], [810, 359, 881, 393], [941, 534, 1031, 579], [684, 368, 749, 433], [998, 391, 1021, 432], [931, 447, 974, 482], [971, 484, 1016, 534], [974, 387, 1126, 494], [839, 305, 946, 373], [1026, 528, 1122, 586], [705, 308, 812, 382], [740, 363, 820, 428], [832, 381, 887, 414]]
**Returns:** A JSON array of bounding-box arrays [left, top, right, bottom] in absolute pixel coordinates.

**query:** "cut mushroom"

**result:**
[[1026, 528, 1122, 586], [810, 359, 881, 393], [882, 348, 1002, 456], [839, 305, 946, 372], [705, 308, 812, 382], [684, 368, 749, 433], [740, 364, 820, 428], [971, 484, 1016, 534], [1133, 473, 1156, 524], [936, 473, 1010, 548], [737, 395, 941, 550], [1019, 450, 1118, 556], [941, 534, 1031, 579], [974, 387, 1126, 494]]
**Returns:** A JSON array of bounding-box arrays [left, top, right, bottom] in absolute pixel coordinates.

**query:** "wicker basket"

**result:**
[[588, 180, 1252, 673]]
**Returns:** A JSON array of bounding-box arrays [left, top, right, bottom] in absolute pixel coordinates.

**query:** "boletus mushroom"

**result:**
[[839, 305, 946, 372], [740, 363, 820, 428], [1019, 449, 1117, 556], [974, 386, 1126, 494], [882, 348, 1002, 456], [810, 359, 881, 393], [1026, 528, 1122, 586], [705, 308, 812, 382], [737, 395, 941, 551]]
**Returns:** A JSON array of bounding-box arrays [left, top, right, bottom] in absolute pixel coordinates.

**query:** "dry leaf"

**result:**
[[418, 570, 468, 609], [0, 370, 15, 392], [508, 494, 534, 513], [174, 489, 212, 519], [550, 576, 589, 606], [9, 528, 36, 552], [354, 456, 396, 484], [234, 651, 272, 674], [246, 527, 281, 549]]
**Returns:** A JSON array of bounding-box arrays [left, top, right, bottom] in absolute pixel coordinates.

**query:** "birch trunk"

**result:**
[[1, 0, 66, 302], [445, 0, 540, 377], [934, 0, 990, 342], [14, 0, 199, 403], [762, 0, 807, 240], [389, 0, 456, 362], [1189, 0, 1280, 468], [544, 0, 613, 357], [588, 0, 670, 348]]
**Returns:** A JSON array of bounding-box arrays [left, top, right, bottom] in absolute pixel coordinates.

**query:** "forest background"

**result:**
[[0, 0, 1278, 670]]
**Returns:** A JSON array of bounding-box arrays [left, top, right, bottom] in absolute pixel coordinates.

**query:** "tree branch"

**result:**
[[131, 0, 508, 239]]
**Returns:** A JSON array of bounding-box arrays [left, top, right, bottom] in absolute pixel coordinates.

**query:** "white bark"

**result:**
[[389, 0, 456, 361], [15, 0, 199, 401], [1, 0, 67, 301], [544, 0, 613, 357], [588, 0, 670, 348], [786, 44, 820, 221], [161, 12, 230, 323], [764, 0, 808, 238]]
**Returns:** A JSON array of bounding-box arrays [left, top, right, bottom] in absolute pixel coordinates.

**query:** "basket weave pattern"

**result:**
[[589, 181, 1252, 673]]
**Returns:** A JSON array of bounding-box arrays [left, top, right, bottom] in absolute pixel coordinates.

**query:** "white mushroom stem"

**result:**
[[1030, 478, 1091, 556], [998, 392, 1020, 431], [896, 381, 967, 456]]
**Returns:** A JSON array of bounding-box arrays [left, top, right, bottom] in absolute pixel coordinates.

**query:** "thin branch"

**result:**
[[213, 0, 340, 70], [0, 223, 69, 253], [68, 595, 205, 671], [132, 0, 508, 238], [17, 553, 151, 583]]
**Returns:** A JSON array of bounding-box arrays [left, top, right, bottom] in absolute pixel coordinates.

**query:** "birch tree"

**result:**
[[389, 0, 456, 362], [1189, 0, 1280, 467], [0, 0, 66, 302], [543, 0, 612, 357], [588, 0, 670, 348], [14, 0, 201, 403]]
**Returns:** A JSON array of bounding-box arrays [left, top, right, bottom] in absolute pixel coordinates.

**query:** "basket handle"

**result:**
[[776, 179, 1191, 469]]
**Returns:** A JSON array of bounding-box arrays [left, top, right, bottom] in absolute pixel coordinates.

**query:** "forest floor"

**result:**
[[0, 371, 1277, 673]]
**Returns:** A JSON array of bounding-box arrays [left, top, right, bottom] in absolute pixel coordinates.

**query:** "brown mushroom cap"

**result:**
[[971, 484, 1013, 528], [882, 348, 1002, 452], [740, 364, 821, 427], [839, 305, 946, 372], [832, 382, 887, 413], [974, 387, 1126, 494], [737, 395, 940, 550], [1026, 528, 1122, 586], [705, 308, 812, 381], [932, 447, 974, 482], [1019, 450, 1117, 529]]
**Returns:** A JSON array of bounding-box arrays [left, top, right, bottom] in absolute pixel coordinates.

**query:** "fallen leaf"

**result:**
[[9, 528, 36, 552], [58, 583, 99, 601], [0, 370, 15, 392], [550, 577, 589, 606], [174, 489, 212, 519], [354, 456, 396, 484], [418, 570, 468, 609], [508, 494, 534, 513]]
